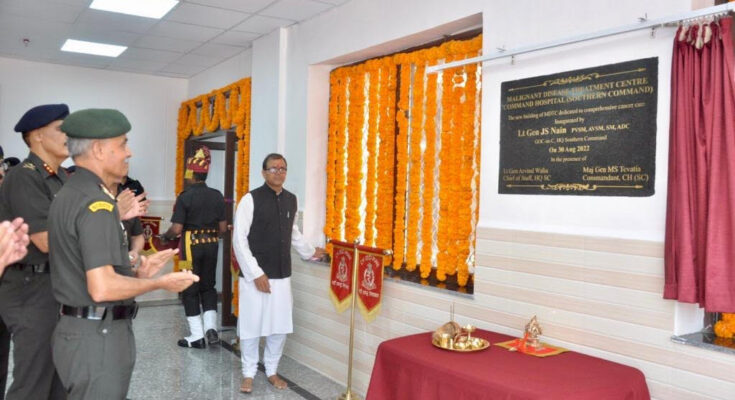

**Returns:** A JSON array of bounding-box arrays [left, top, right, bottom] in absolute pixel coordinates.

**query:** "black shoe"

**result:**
[[177, 338, 206, 349], [206, 329, 220, 345]]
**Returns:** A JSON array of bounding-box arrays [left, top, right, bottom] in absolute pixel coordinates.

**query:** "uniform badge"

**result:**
[[88, 201, 114, 212], [22, 162, 35, 170]]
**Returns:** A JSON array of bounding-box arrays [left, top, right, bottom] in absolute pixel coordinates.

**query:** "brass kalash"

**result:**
[[431, 304, 489, 351]]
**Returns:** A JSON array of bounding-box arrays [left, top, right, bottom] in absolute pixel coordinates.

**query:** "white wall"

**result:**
[[231, 0, 735, 399], [249, 29, 286, 189], [187, 50, 252, 98], [0, 57, 187, 201]]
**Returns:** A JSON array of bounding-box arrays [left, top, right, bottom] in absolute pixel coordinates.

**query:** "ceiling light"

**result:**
[[89, 0, 178, 19], [61, 39, 127, 57]]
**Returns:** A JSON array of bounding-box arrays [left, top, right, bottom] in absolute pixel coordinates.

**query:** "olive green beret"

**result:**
[[61, 109, 131, 139]]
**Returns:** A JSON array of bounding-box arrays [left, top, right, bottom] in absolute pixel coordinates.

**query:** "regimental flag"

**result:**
[[140, 216, 161, 255], [356, 245, 385, 323], [329, 240, 354, 313]]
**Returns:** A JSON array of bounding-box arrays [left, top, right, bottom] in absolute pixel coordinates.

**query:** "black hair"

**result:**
[[192, 172, 208, 182], [262, 153, 287, 170]]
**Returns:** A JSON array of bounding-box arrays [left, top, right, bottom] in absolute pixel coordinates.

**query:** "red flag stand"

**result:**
[[329, 238, 391, 400]]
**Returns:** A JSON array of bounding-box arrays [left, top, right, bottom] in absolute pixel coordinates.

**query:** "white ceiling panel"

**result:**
[[210, 30, 260, 46], [260, 0, 332, 21], [233, 15, 293, 34], [133, 35, 202, 53], [316, 0, 351, 5], [166, 3, 251, 29], [74, 9, 159, 33], [191, 42, 245, 58], [118, 47, 183, 63], [54, 52, 115, 68], [0, 0, 86, 24], [69, 28, 142, 46], [183, 0, 278, 13], [160, 62, 209, 76], [0, 0, 345, 77], [108, 58, 171, 73], [148, 21, 224, 42], [173, 52, 223, 68]]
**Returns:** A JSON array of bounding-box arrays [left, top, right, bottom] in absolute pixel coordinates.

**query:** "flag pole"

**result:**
[[338, 239, 361, 400]]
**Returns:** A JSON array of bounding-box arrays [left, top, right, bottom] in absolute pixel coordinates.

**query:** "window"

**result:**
[[324, 33, 482, 292]]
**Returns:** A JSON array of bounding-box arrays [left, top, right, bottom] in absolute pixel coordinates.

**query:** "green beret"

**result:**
[[61, 109, 131, 139]]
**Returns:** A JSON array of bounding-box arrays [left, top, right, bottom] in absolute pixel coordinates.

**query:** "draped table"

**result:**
[[366, 329, 650, 400]]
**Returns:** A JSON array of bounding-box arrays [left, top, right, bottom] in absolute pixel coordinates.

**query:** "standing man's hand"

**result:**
[[254, 274, 271, 293], [0, 218, 29, 271], [137, 249, 178, 279], [117, 189, 149, 220], [156, 270, 199, 292]]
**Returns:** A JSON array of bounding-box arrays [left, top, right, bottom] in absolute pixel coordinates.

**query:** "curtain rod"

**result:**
[[426, 2, 735, 74]]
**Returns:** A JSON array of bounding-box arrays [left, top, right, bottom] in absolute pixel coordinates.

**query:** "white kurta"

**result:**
[[233, 192, 314, 339]]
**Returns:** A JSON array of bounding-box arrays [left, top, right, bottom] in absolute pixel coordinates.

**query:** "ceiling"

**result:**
[[0, 0, 349, 78]]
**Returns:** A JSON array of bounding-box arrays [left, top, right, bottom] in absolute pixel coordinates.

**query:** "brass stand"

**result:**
[[338, 241, 361, 400]]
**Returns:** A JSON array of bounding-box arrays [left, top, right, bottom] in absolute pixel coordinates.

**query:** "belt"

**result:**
[[188, 229, 218, 245], [60, 303, 139, 320], [10, 262, 49, 274]]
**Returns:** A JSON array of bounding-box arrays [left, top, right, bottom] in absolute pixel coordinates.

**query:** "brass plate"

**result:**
[[432, 338, 490, 352]]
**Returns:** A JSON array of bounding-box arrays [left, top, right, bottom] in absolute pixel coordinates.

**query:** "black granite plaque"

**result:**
[[499, 57, 657, 196]]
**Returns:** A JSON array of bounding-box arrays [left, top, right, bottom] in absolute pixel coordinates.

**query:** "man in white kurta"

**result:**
[[233, 153, 324, 393]]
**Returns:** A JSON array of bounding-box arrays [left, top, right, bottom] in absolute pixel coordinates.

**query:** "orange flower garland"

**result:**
[[323, 34, 482, 285], [420, 65, 438, 278], [364, 66, 380, 246], [436, 55, 457, 282], [392, 62, 411, 269], [333, 70, 348, 244], [175, 78, 252, 198], [376, 63, 397, 265], [405, 64, 425, 271], [715, 313, 735, 338], [324, 72, 340, 253], [345, 70, 366, 242]]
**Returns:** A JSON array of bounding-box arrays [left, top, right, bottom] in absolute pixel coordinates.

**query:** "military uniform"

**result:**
[[172, 180, 225, 344], [49, 166, 137, 399], [0, 151, 67, 400]]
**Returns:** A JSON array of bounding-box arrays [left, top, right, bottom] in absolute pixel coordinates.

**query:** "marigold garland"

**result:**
[[420, 67, 438, 278], [392, 63, 411, 269], [345, 71, 366, 242], [175, 77, 252, 315], [324, 34, 482, 285], [405, 64, 425, 271], [376, 63, 397, 266], [715, 313, 735, 338], [333, 71, 348, 245], [364, 67, 380, 246], [324, 73, 340, 254], [436, 54, 457, 282]]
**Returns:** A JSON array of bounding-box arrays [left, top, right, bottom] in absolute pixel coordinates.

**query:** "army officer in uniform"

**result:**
[[48, 109, 199, 399], [0, 103, 70, 400]]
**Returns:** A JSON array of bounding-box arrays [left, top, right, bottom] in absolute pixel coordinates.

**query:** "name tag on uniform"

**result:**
[[88, 201, 114, 212]]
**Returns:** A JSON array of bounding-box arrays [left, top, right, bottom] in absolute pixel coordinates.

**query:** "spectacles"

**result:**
[[265, 167, 287, 174]]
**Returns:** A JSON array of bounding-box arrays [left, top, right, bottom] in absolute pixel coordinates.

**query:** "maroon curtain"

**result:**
[[665, 18, 735, 312]]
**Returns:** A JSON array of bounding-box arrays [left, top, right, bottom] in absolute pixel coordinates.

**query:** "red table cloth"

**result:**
[[366, 330, 650, 400]]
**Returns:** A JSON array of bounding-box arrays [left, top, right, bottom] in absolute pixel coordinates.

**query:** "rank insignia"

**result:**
[[22, 162, 35, 170], [88, 201, 114, 213]]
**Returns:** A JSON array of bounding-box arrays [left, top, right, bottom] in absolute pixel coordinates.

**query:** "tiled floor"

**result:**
[[4, 303, 346, 400]]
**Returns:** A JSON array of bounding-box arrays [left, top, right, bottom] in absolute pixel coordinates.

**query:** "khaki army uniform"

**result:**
[[49, 167, 137, 399], [0, 152, 66, 400]]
